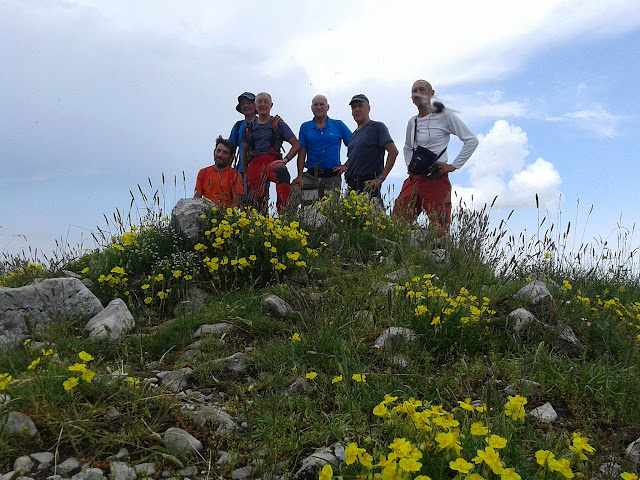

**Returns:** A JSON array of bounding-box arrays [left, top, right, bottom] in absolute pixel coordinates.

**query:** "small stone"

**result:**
[[599, 463, 621, 476], [14, 455, 35, 474], [216, 451, 231, 464], [114, 447, 130, 461], [517, 280, 555, 308], [231, 466, 255, 480], [46, 475, 62, 480], [164, 427, 203, 458], [110, 461, 137, 480], [354, 310, 374, 322], [30, 452, 55, 467], [373, 327, 416, 350], [176, 466, 197, 477], [134, 463, 156, 478], [57, 457, 81, 476], [105, 406, 120, 420], [626, 437, 640, 463], [194, 323, 234, 338], [5, 411, 40, 439], [287, 378, 311, 394], [161, 368, 193, 393], [72, 467, 105, 480], [508, 308, 538, 335], [529, 402, 558, 422], [261, 295, 292, 318], [214, 353, 249, 374]]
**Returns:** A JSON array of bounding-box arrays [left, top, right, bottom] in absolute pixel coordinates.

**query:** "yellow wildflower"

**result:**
[[470, 421, 488, 436], [305, 372, 318, 380], [290, 333, 301, 342], [352, 373, 366, 383], [63, 377, 79, 391], [318, 464, 332, 480], [486, 435, 508, 449], [449, 457, 473, 474], [331, 375, 343, 384], [78, 351, 94, 362]]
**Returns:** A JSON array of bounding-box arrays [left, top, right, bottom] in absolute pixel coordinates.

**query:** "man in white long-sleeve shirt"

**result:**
[[393, 79, 478, 234]]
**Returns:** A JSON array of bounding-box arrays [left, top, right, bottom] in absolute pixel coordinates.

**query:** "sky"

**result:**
[[2, 0, 640, 263]]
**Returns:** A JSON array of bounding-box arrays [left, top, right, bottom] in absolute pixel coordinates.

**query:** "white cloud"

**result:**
[[454, 120, 562, 209]]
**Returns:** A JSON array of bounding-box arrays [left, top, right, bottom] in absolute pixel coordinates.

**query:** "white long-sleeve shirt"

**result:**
[[403, 108, 479, 170]]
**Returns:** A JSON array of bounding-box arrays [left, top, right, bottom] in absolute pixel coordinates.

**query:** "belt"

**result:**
[[306, 167, 340, 178]]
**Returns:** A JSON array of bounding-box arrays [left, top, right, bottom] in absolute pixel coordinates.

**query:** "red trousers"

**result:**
[[393, 173, 452, 235], [246, 154, 291, 213]]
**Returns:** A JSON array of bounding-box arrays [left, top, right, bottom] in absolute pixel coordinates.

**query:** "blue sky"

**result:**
[[2, 0, 640, 261]]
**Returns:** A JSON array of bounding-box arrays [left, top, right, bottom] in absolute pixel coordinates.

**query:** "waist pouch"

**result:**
[[408, 145, 447, 176], [307, 167, 340, 178]]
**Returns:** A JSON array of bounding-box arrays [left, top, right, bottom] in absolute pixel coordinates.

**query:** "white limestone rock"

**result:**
[[84, 299, 134, 341]]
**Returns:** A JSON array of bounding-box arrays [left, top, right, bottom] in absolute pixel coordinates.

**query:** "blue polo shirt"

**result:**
[[346, 120, 393, 180], [298, 117, 352, 169]]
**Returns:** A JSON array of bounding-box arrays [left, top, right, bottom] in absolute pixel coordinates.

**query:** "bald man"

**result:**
[[295, 95, 352, 204]]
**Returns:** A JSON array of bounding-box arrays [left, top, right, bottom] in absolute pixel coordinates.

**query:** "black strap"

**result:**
[[413, 117, 447, 160]]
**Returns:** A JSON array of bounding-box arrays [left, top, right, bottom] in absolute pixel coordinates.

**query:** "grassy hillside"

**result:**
[[1, 192, 639, 480]]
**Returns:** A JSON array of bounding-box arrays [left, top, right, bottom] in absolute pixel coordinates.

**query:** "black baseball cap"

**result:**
[[236, 92, 256, 113], [349, 94, 369, 105]]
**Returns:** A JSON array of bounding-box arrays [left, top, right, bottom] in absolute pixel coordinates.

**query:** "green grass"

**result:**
[[1, 191, 640, 479]]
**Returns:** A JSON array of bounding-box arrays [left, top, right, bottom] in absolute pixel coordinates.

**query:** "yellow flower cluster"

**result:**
[[327, 394, 596, 480], [571, 288, 640, 343], [97, 266, 128, 287], [0, 263, 44, 287], [196, 207, 315, 277], [64, 351, 96, 391], [320, 190, 397, 233], [0, 373, 12, 390], [399, 276, 495, 324]]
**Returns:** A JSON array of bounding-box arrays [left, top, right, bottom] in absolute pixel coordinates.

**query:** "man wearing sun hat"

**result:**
[[229, 92, 257, 178], [341, 94, 398, 198]]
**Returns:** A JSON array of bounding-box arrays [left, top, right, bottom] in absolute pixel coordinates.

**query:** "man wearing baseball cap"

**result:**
[[341, 94, 398, 198], [229, 92, 257, 178]]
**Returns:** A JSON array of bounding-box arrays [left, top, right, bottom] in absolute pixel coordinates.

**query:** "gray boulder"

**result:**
[[109, 462, 136, 480], [84, 299, 134, 341], [509, 308, 538, 335], [261, 295, 292, 318], [187, 405, 240, 435], [194, 323, 234, 338], [409, 229, 429, 247], [13, 456, 35, 474], [56, 457, 81, 477], [161, 368, 193, 393], [214, 352, 249, 374], [299, 206, 329, 228], [170, 197, 215, 241], [557, 323, 584, 355], [71, 467, 105, 480], [626, 437, 640, 464], [3, 411, 40, 439], [173, 286, 211, 316], [373, 327, 416, 350], [517, 280, 555, 309], [164, 427, 203, 458], [529, 402, 558, 422], [0, 278, 103, 348]]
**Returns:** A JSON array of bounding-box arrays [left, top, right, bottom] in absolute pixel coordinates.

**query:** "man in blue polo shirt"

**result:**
[[293, 95, 352, 204], [343, 94, 398, 198]]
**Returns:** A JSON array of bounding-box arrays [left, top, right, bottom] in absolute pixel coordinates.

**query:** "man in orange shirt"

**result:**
[[194, 136, 243, 208]]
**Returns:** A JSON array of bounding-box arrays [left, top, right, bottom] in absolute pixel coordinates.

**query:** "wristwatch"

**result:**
[[377, 175, 386, 181]]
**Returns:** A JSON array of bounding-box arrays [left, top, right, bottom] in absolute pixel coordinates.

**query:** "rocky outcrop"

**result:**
[[170, 197, 215, 241], [0, 278, 103, 348], [84, 299, 134, 341]]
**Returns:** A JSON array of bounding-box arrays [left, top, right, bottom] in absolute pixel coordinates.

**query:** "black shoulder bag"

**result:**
[[408, 117, 447, 177]]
